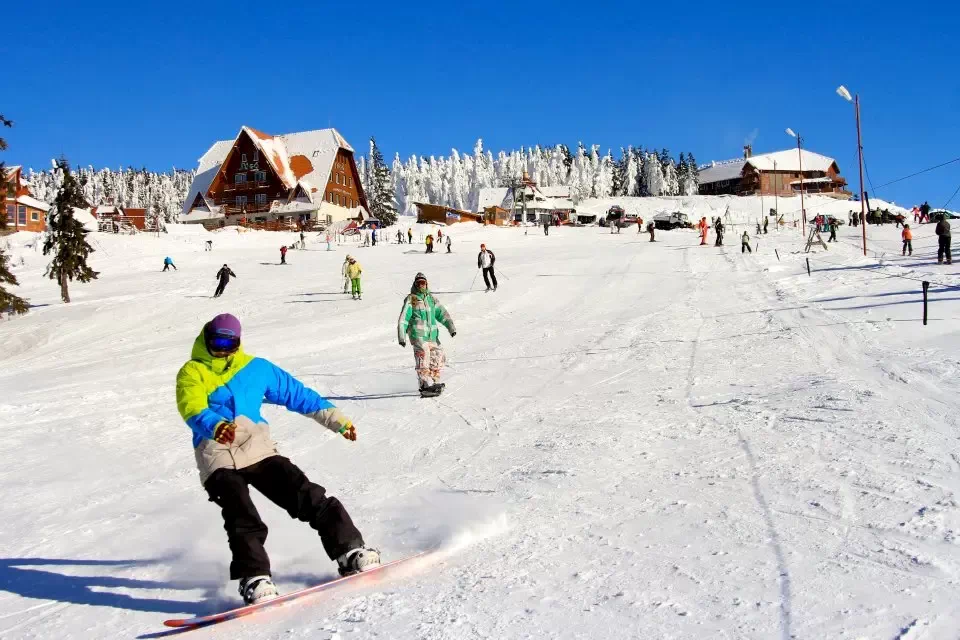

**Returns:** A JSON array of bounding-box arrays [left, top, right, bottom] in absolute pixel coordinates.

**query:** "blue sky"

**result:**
[[5, 1, 958, 207]]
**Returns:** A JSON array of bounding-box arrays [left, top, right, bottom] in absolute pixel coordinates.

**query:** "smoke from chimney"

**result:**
[[743, 145, 752, 158]]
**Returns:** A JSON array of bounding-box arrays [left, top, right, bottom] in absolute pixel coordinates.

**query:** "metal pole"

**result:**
[[797, 135, 805, 233], [855, 95, 867, 256]]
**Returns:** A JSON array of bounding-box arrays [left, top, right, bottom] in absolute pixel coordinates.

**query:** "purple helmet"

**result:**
[[204, 313, 242, 354]]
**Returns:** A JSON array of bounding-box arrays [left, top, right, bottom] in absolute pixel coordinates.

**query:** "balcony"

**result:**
[[221, 201, 273, 215], [222, 180, 269, 192]]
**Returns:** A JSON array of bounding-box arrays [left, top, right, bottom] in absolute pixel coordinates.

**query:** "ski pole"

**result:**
[[470, 270, 479, 290]]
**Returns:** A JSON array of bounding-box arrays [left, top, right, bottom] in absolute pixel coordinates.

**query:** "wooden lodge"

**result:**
[[91, 205, 149, 232], [698, 146, 850, 198], [414, 202, 482, 225], [181, 126, 368, 229], [3, 166, 50, 233]]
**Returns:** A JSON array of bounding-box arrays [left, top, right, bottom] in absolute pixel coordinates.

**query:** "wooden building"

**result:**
[[181, 126, 368, 228], [414, 202, 482, 225], [91, 205, 148, 232], [3, 166, 49, 232], [699, 147, 849, 198]]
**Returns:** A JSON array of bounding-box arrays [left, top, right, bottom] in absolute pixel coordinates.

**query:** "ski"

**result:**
[[162, 551, 429, 630]]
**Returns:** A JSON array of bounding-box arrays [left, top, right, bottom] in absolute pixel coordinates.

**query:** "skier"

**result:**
[[698, 217, 708, 245], [920, 201, 931, 224], [478, 243, 497, 291], [397, 273, 456, 397], [205, 240, 213, 252], [936, 214, 952, 264], [280, 245, 288, 265], [407, 228, 413, 244], [637, 217, 643, 234], [437, 228, 442, 243], [341, 255, 352, 293], [543, 219, 550, 236], [827, 218, 838, 243], [371, 226, 377, 247], [714, 219, 724, 246], [425, 234, 434, 254], [346, 256, 362, 300], [646, 221, 656, 242], [176, 313, 379, 605], [741, 230, 752, 253], [902, 224, 913, 256], [913, 206, 920, 223], [163, 256, 177, 272], [396, 229, 403, 244], [299, 231, 305, 249], [763, 216, 769, 234], [445, 235, 452, 253], [214, 264, 236, 298]]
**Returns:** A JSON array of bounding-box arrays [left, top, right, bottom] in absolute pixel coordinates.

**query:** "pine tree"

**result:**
[[0, 112, 11, 229], [0, 248, 28, 316], [42, 158, 98, 303], [367, 137, 398, 226]]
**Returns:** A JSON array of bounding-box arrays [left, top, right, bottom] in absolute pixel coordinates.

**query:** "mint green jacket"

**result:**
[[398, 289, 456, 347]]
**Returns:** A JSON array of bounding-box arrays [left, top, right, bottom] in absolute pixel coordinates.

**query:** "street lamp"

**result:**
[[837, 84, 867, 256], [785, 128, 805, 231]]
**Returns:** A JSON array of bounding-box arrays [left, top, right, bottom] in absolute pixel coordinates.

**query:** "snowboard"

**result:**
[[162, 551, 428, 630]]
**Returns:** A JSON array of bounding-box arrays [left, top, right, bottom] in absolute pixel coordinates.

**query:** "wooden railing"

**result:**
[[222, 180, 270, 192]]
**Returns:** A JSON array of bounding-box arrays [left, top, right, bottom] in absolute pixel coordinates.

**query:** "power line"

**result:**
[[871, 157, 960, 190], [943, 182, 960, 209]]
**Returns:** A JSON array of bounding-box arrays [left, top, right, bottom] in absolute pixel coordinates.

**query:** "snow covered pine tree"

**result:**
[[367, 137, 398, 227], [42, 158, 99, 303], [0, 112, 29, 316]]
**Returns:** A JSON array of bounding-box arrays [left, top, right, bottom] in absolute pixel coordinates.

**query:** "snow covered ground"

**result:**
[[2, 198, 959, 639]]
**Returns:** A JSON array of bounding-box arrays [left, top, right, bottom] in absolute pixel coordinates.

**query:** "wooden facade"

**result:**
[[415, 202, 482, 225], [208, 129, 289, 215], [323, 149, 365, 210], [3, 166, 49, 232]]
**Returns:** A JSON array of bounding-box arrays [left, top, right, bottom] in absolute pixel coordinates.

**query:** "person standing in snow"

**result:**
[[163, 256, 177, 272], [425, 234, 434, 254], [214, 264, 236, 298], [397, 273, 456, 397], [341, 255, 352, 293], [902, 224, 913, 256], [437, 228, 442, 243], [543, 219, 550, 236], [698, 217, 708, 245], [176, 313, 379, 606], [326, 232, 333, 251], [936, 214, 952, 264], [741, 231, 752, 254], [346, 256, 362, 300], [763, 216, 769, 234], [280, 245, 288, 265], [205, 240, 213, 252], [827, 218, 838, 243], [478, 243, 497, 291], [714, 218, 724, 246], [920, 201, 931, 224], [396, 229, 403, 244], [371, 226, 377, 247], [445, 235, 452, 253], [407, 228, 413, 244], [646, 221, 656, 242]]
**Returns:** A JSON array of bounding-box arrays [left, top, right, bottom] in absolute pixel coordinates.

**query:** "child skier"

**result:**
[[445, 235, 452, 253], [346, 256, 362, 300], [398, 273, 456, 397], [280, 245, 288, 265], [646, 221, 656, 242], [176, 313, 379, 605], [741, 230, 752, 253], [163, 256, 177, 272], [341, 255, 352, 293], [902, 224, 913, 256], [425, 234, 434, 253]]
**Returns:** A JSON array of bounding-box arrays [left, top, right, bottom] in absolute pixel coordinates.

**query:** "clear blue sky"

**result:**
[[5, 1, 959, 207]]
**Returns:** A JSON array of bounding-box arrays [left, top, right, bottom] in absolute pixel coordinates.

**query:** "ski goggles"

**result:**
[[206, 334, 240, 355]]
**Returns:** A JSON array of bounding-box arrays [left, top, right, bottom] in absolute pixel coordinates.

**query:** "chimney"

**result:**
[[743, 145, 752, 159]]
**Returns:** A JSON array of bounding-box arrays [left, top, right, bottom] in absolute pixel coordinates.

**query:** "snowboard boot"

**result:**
[[336, 548, 381, 577], [420, 384, 442, 398], [238, 575, 280, 605]]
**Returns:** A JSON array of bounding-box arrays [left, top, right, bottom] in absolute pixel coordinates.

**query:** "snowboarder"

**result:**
[[397, 273, 456, 397], [714, 219, 724, 246], [175, 313, 379, 606], [407, 228, 413, 244], [214, 264, 236, 298], [902, 224, 913, 256], [445, 235, 452, 253], [280, 246, 288, 265], [341, 256, 352, 293], [163, 256, 177, 272], [478, 243, 497, 291], [346, 256, 362, 300], [936, 214, 952, 264], [646, 221, 656, 242], [425, 235, 434, 254], [763, 216, 769, 234], [741, 231, 752, 253], [205, 240, 213, 252]]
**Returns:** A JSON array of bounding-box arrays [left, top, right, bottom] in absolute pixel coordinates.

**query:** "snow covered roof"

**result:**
[[182, 127, 354, 214], [4, 165, 22, 179], [538, 185, 571, 199], [745, 149, 837, 173], [180, 209, 224, 223], [697, 160, 746, 185], [478, 187, 510, 211], [15, 195, 50, 211]]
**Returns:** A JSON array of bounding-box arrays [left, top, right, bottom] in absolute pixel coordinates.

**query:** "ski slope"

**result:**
[[2, 203, 959, 639]]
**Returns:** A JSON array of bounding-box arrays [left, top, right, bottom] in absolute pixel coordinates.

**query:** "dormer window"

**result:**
[[253, 149, 259, 161]]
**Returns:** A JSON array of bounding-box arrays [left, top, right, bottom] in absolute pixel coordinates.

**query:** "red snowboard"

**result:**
[[163, 551, 429, 630]]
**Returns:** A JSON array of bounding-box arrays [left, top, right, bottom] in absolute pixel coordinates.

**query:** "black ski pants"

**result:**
[[938, 236, 952, 263], [163, 263, 176, 271], [204, 455, 364, 580], [482, 266, 497, 289], [214, 278, 229, 297], [742, 243, 751, 253], [829, 229, 837, 242], [903, 240, 913, 255]]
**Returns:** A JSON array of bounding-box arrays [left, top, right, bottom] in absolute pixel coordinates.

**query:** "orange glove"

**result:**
[[213, 422, 236, 445]]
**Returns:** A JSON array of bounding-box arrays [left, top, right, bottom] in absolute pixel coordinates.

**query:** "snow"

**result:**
[[698, 159, 747, 185], [746, 148, 837, 173], [14, 195, 50, 212], [2, 199, 960, 638]]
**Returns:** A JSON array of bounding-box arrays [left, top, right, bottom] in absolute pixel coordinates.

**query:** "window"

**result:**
[[335, 174, 340, 185], [236, 195, 247, 207], [5, 204, 13, 218], [255, 193, 267, 205], [31, 211, 39, 222], [253, 149, 259, 161], [235, 173, 247, 184], [348, 177, 352, 187], [18, 205, 27, 226], [328, 192, 333, 203], [255, 171, 266, 182], [241, 154, 247, 163]]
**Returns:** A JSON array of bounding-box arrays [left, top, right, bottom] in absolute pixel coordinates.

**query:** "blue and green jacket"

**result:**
[[175, 331, 333, 448]]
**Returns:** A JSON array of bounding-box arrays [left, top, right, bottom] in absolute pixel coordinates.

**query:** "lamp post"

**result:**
[[837, 85, 867, 256], [786, 128, 805, 232]]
